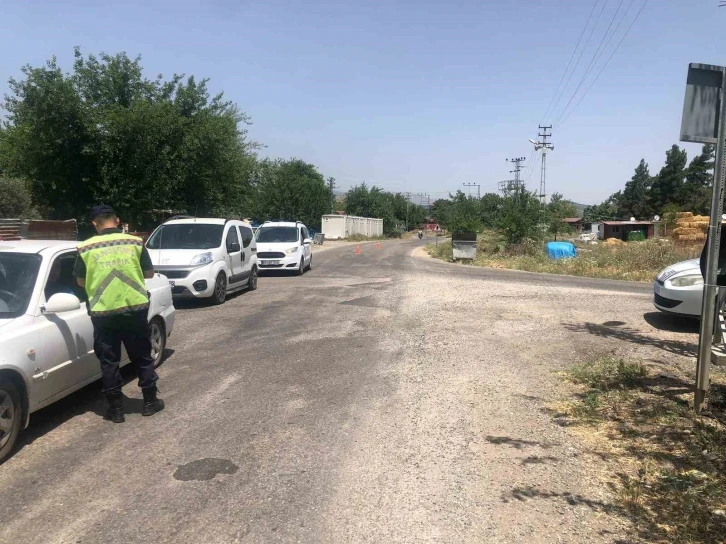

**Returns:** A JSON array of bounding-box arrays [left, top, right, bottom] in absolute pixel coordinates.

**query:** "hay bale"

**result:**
[[673, 227, 697, 235], [678, 212, 694, 219], [695, 233, 706, 241], [693, 215, 709, 222], [676, 218, 691, 225], [605, 238, 624, 246]]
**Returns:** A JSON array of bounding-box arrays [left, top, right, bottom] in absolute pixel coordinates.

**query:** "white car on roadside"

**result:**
[[654, 259, 702, 317], [255, 221, 313, 274], [0, 240, 175, 463], [146, 218, 258, 304]]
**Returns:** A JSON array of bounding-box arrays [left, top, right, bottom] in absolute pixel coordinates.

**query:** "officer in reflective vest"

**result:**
[[74, 205, 164, 423]]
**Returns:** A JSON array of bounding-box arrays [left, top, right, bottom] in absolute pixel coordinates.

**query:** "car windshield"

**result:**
[[147, 224, 224, 250], [256, 227, 299, 244], [0, 253, 42, 318]]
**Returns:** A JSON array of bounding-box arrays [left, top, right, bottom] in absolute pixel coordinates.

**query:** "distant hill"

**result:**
[[573, 202, 588, 216]]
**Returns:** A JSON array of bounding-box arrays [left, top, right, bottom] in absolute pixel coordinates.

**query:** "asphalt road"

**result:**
[[0, 240, 661, 543]]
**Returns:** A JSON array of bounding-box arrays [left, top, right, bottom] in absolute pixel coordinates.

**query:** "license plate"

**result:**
[[654, 283, 661, 296], [169, 280, 175, 288], [261, 260, 277, 266]]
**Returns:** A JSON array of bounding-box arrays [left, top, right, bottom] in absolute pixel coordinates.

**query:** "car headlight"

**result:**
[[669, 275, 704, 287], [285, 247, 298, 255], [190, 252, 214, 266]]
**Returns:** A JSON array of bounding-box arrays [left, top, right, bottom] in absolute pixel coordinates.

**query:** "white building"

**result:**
[[321, 214, 383, 240]]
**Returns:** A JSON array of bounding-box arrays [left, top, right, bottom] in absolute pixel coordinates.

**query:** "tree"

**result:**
[[547, 192, 578, 240], [582, 201, 617, 223], [479, 193, 503, 228], [0, 177, 38, 218], [251, 158, 329, 229], [613, 159, 653, 220], [496, 187, 542, 244], [429, 199, 452, 226], [0, 49, 256, 227], [648, 144, 688, 213], [344, 184, 425, 235], [681, 144, 715, 214], [440, 191, 482, 233]]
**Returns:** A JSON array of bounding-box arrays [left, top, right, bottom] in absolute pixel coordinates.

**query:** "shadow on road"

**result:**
[[643, 312, 699, 334], [6, 348, 174, 463], [563, 321, 697, 358]]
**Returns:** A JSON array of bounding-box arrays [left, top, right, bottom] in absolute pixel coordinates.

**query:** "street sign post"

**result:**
[[680, 63, 726, 413]]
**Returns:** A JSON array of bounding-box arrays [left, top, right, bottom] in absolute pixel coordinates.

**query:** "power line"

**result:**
[[558, 0, 650, 127], [552, 0, 632, 126], [546, 0, 610, 125], [541, 0, 601, 123]]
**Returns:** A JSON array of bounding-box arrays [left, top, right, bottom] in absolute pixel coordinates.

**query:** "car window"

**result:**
[[45, 251, 85, 302], [147, 224, 223, 250], [299, 227, 305, 243], [226, 225, 240, 252], [240, 226, 253, 248], [303, 227, 310, 240], [0, 252, 42, 318], [256, 227, 299, 243]]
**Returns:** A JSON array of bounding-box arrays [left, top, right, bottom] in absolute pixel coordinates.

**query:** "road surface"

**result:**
[[0, 239, 692, 543]]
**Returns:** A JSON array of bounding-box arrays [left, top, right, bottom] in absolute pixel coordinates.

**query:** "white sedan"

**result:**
[[653, 258, 703, 317], [0, 240, 175, 463]]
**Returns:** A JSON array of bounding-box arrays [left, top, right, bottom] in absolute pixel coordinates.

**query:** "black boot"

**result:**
[[142, 386, 164, 416], [105, 392, 125, 423]]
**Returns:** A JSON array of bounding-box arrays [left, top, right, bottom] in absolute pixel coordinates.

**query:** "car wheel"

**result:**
[[0, 377, 22, 464], [248, 266, 258, 291], [307, 256, 312, 271], [297, 257, 305, 276], [148, 317, 166, 368], [211, 273, 227, 305]]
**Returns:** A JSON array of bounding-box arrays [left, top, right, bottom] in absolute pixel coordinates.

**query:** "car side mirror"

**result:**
[[228, 241, 241, 253], [42, 293, 81, 314], [303, 238, 312, 245]]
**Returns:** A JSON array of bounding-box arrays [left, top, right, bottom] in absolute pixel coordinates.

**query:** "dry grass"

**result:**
[[555, 357, 726, 543], [426, 232, 702, 282]]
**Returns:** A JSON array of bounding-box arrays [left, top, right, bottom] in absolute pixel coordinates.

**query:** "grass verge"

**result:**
[[425, 231, 701, 282], [555, 357, 726, 543]]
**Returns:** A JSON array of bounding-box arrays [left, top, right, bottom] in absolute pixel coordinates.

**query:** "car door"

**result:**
[[225, 225, 245, 285], [239, 225, 255, 278], [33, 250, 99, 404], [301, 226, 312, 265]]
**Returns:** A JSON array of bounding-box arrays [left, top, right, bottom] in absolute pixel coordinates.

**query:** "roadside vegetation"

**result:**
[[427, 232, 701, 282], [553, 356, 726, 543]]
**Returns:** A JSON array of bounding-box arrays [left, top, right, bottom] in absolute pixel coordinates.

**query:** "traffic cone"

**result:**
[[376, 242, 381, 249], [356, 244, 361, 255]]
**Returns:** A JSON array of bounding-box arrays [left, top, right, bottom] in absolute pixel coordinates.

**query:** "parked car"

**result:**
[[0, 240, 175, 463], [146, 218, 258, 304], [255, 221, 313, 275], [653, 258, 702, 317]]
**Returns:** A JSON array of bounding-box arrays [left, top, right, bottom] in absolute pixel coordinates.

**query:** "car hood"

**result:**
[[148, 249, 216, 267], [256, 243, 298, 253], [658, 258, 701, 281], [0, 314, 33, 335]]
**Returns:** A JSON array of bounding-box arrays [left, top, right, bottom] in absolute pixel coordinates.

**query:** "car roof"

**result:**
[[162, 218, 252, 226], [259, 221, 305, 228], [0, 239, 78, 254]]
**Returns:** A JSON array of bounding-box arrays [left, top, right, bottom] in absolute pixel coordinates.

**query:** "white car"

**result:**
[[0, 240, 175, 463], [146, 218, 258, 304], [654, 258, 703, 317], [255, 221, 313, 274]]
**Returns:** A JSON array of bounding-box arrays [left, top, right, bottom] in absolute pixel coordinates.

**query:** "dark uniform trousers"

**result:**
[[91, 310, 158, 394]]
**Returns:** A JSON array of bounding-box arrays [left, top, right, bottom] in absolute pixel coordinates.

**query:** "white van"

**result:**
[[255, 221, 313, 275], [146, 218, 258, 304]]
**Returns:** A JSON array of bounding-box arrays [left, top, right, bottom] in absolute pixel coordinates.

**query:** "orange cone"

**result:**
[[356, 244, 361, 255], [376, 242, 381, 249]]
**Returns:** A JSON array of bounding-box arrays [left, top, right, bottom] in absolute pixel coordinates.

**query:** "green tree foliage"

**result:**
[[429, 199, 452, 226], [479, 193, 503, 228], [649, 145, 688, 214], [0, 49, 255, 226], [582, 201, 617, 223], [0, 177, 38, 218], [251, 158, 329, 229], [344, 184, 425, 235], [496, 187, 542, 244], [441, 191, 482, 233], [681, 144, 715, 214], [612, 159, 653, 220], [547, 192, 578, 240]]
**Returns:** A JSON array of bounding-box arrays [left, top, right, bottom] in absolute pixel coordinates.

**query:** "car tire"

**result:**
[[248, 266, 258, 291], [306, 256, 312, 271], [211, 273, 227, 305], [0, 377, 22, 464], [297, 257, 305, 276], [148, 317, 167, 368]]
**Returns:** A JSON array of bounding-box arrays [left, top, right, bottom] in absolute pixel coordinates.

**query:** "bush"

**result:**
[[0, 177, 38, 219]]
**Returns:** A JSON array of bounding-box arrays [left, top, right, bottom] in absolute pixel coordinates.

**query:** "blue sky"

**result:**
[[0, 0, 724, 205]]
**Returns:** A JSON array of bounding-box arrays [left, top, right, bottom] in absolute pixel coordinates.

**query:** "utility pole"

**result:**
[[463, 183, 481, 199], [506, 157, 527, 190], [529, 126, 555, 206], [327, 177, 337, 214]]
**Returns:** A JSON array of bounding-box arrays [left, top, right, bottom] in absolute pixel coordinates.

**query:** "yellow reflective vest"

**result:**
[[78, 233, 149, 316]]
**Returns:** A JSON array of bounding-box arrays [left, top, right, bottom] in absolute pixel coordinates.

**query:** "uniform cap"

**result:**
[[90, 205, 116, 221]]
